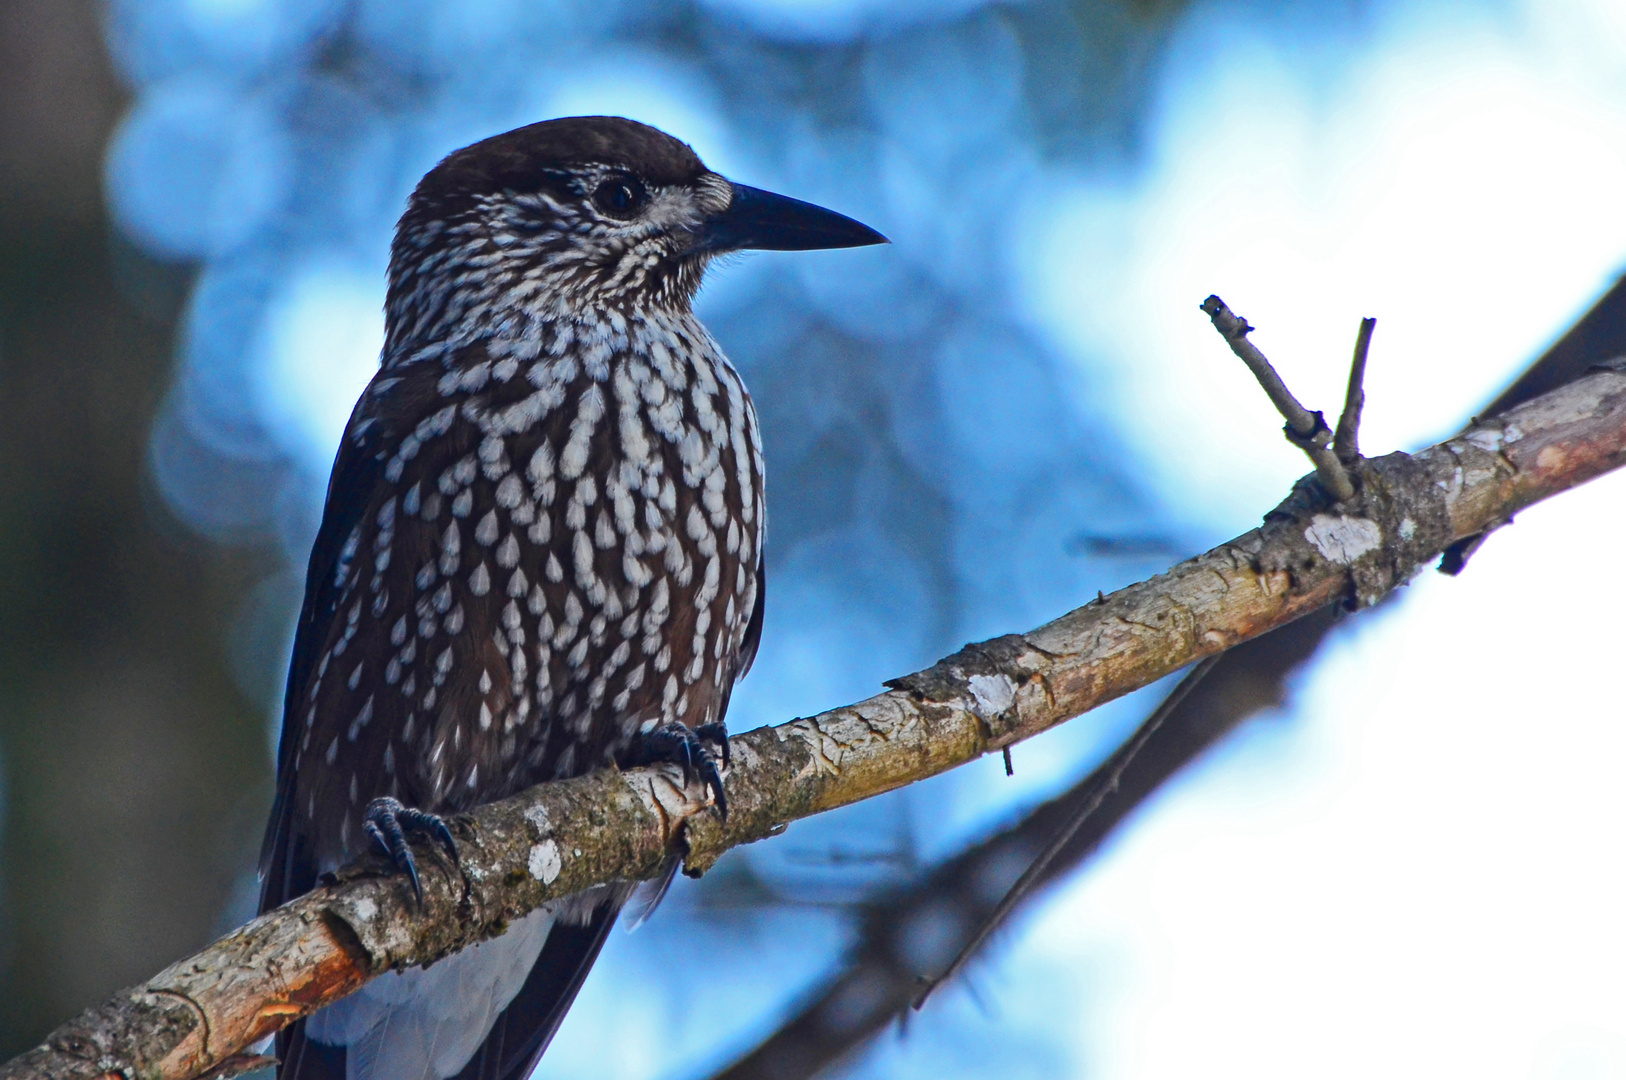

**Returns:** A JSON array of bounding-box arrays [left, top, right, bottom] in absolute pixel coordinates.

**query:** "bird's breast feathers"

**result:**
[[287, 314, 763, 870]]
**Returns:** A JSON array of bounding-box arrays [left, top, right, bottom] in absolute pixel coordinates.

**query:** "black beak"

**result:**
[[690, 182, 887, 254]]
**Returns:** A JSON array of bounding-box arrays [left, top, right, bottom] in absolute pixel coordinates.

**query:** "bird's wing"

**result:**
[[451, 889, 631, 1080], [272, 889, 629, 1080], [260, 400, 387, 911], [736, 549, 766, 680]]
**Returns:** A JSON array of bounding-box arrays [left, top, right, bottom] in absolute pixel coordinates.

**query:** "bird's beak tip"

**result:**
[[694, 182, 888, 255]]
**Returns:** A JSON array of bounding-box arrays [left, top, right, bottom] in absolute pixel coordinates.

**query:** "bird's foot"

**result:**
[[363, 796, 459, 902], [695, 721, 731, 770], [627, 722, 729, 821]]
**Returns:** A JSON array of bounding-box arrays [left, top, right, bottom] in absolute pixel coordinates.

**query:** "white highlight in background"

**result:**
[[997, 1, 1626, 1078], [1016, 0, 1626, 535], [255, 263, 385, 476]]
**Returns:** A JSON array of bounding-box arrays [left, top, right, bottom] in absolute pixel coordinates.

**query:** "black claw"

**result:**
[[678, 736, 695, 786], [628, 722, 729, 821], [699, 755, 728, 822], [397, 804, 460, 864], [363, 796, 456, 903], [696, 721, 731, 770]]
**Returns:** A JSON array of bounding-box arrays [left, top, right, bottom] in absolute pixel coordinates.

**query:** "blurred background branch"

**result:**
[[0, 0, 267, 1053]]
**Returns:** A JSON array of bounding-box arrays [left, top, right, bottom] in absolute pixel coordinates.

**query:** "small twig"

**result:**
[[1335, 317, 1375, 463], [1200, 295, 1356, 502]]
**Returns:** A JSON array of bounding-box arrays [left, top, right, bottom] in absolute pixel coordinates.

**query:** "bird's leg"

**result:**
[[363, 795, 459, 902], [625, 723, 728, 821]]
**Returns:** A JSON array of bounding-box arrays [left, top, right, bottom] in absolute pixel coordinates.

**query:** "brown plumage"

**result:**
[[258, 116, 884, 1080]]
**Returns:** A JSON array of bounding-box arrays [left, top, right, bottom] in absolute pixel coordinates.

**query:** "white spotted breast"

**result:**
[[286, 309, 763, 872]]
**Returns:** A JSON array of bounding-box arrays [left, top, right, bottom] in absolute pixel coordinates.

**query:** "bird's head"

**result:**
[[385, 115, 885, 351]]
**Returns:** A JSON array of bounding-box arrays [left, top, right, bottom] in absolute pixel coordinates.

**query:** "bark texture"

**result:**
[[6, 359, 1626, 1080]]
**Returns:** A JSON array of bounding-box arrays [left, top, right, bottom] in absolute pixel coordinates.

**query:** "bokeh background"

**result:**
[[4, 0, 1626, 1077]]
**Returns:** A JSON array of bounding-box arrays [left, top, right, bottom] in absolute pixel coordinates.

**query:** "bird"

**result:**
[[257, 115, 885, 1080]]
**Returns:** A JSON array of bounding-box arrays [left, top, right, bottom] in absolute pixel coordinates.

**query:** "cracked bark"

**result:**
[[6, 359, 1626, 1080]]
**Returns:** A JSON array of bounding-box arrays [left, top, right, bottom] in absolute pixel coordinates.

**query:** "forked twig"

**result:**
[[1200, 295, 1363, 502]]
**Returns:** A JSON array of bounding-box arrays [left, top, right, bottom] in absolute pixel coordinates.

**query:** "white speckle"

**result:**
[[528, 838, 562, 884], [1399, 517, 1417, 541], [1503, 422, 1525, 443], [475, 509, 499, 546], [560, 385, 605, 479], [353, 898, 377, 922], [1463, 428, 1503, 452], [528, 442, 555, 486], [495, 474, 524, 509], [1304, 514, 1383, 565], [347, 696, 373, 741], [470, 563, 491, 596], [452, 490, 473, 518], [967, 673, 1017, 717]]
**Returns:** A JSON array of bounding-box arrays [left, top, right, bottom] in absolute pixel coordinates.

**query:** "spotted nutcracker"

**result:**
[[258, 116, 885, 1080]]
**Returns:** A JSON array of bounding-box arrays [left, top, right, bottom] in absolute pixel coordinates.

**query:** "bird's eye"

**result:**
[[592, 177, 647, 218]]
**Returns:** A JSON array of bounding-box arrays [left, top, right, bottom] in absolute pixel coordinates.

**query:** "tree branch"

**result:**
[[7, 359, 1626, 1080]]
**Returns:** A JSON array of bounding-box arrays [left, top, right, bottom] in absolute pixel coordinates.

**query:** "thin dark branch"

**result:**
[[1200, 295, 1356, 502], [913, 654, 1221, 1009], [1335, 317, 1375, 463]]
